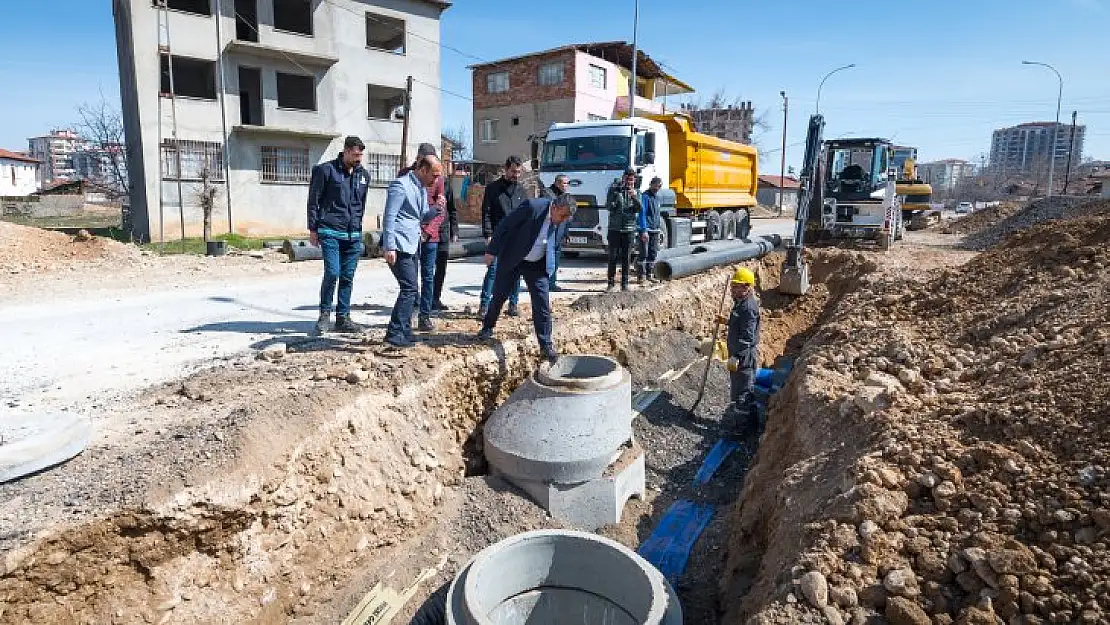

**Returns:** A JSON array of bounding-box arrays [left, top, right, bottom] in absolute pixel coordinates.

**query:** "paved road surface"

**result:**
[[0, 220, 793, 415]]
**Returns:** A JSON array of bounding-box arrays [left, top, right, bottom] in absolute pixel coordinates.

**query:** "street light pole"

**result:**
[[629, 0, 639, 116], [1022, 60, 1063, 198], [779, 90, 788, 216], [816, 63, 856, 114]]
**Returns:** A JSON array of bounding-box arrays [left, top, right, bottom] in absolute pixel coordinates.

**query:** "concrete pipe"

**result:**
[[483, 355, 632, 484], [287, 244, 323, 262], [280, 239, 311, 257], [446, 238, 488, 260], [1, 413, 92, 483], [655, 235, 780, 281], [446, 529, 682, 625]]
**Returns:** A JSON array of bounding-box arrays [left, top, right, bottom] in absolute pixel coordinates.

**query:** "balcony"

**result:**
[[616, 95, 665, 116], [231, 124, 339, 141], [223, 40, 338, 68]]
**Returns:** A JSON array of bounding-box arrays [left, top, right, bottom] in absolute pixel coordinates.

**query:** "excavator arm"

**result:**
[[779, 114, 825, 295]]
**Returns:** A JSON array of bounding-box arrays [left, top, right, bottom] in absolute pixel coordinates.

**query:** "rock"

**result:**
[[346, 369, 369, 384], [258, 343, 287, 362], [987, 543, 1037, 575], [955, 603, 998, 625], [886, 597, 931, 625], [897, 368, 920, 386], [822, 605, 846, 625], [74, 229, 92, 242], [854, 483, 910, 524], [865, 371, 905, 394], [859, 520, 881, 541], [799, 570, 829, 608], [948, 553, 968, 574], [883, 568, 920, 597], [830, 585, 859, 609], [854, 386, 887, 415]]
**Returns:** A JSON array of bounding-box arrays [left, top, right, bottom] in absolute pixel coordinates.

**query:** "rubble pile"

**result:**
[[725, 213, 1110, 624], [0, 221, 138, 274], [947, 197, 1108, 250]]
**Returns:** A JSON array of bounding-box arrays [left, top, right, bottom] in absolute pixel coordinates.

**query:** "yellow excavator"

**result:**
[[896, 157, 938, 230]]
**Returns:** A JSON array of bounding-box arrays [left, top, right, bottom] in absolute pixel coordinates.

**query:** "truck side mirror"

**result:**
[[530, 141, 540, 171], [644, 132, 656, 159], [645, 151, 656, 165]]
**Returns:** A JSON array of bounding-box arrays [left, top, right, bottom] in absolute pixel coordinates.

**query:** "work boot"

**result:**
[[506, 303, 521, 317], [313, 311, 331, 336], [417, 315, 435, 332], [432, 300, 449, 312], [384, 335, 415, 349], [475, 326, 493, 341], [333, 314, 365, 334], [477, 305, 489, 320], [541, 344, 559, 364]]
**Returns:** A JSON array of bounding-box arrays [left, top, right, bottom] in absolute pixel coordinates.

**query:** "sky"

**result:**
[[1, 0, 1108, 172]]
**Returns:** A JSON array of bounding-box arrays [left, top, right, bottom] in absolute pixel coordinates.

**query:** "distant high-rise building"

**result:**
[[683, 101, 754, 145], [989, 122, 1085, 175], [27, 129, 87, 186], [918, 159, 977, 192]]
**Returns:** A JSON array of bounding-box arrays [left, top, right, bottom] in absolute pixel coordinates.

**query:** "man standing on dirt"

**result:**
[[477, 193, 577, 364], [381, 155, 443, 349], [479, 156, 528, 318], [432, 162, 459, 313], [398, 143, 447, 332], [541, 174, 571, 291], [606, 168, 641, 292], [637, 176, 664, 284], [308, 135, 368, 336], [722, 267, 762, 431]]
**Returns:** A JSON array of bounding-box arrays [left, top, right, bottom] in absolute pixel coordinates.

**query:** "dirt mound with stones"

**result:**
[[0, 221, 139, 274], [945, 197, 1109, 250], [723, 213, 1110, 624]]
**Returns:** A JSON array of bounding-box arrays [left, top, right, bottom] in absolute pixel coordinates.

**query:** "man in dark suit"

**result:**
[[476, 193, 576, 363]]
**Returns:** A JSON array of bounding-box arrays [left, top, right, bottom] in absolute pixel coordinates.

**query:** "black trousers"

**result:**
[[433, 248, 449, 303], [607, 230, 635, 286], [730, 366, 759, 425], [482, 259, 552, 348]]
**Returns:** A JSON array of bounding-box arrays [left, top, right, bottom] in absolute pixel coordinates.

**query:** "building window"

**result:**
[[276, 72, 316, 111], [261, 146, 310, 184], [161, 140, 224, 181], [589, 64, 607, 89], [159, 55, 217, 99], [365, 12, 406, 53], [486, 71, 509, 94], [365, 152, 401, 186], [587, 114, 606, 121], [479, 119, 499, 143], [273, 0, 312, 36], [538, 62, 565, 86], [367, 84, 406, 120], [160, 0, 211, 16]]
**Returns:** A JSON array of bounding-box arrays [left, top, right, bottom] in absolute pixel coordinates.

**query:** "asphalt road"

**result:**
[[0, 219, 794, 415]]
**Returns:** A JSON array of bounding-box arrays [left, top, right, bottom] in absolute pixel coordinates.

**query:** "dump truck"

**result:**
[[535, 113, 758, 253]]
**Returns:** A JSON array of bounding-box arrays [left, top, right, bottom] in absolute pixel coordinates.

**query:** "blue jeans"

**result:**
[[418, 241, 438, 318], [318, 235, 362, 315], [385, 251, 418, 343], [549, 246, 562, 287], [480, 258, 520, 308]]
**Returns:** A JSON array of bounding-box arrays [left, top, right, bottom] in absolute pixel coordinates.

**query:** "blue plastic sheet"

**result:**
[[638, 499, 716, 584]]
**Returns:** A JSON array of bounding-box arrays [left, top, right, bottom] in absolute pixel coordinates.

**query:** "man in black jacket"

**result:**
[[606, 167, 641, 292], [478, 156, 526, 318], [723, 267, 762, 431], [432, 169, 459, 312], [307, 136, 368, 335]]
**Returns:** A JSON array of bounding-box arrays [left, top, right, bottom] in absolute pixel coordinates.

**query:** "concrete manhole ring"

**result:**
[[446, 529, 682, 624], [534, 354, 625, 391], [0, 413, 92, 483]]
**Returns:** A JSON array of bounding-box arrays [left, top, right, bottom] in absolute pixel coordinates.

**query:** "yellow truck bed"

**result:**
[[648, 114, 758, 212]]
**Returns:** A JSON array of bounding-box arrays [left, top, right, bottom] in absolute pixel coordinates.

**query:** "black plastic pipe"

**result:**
[[655, 235, 780, 280]]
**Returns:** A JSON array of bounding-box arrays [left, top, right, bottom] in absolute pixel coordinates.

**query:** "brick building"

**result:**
[[469, 42, 693, 165]]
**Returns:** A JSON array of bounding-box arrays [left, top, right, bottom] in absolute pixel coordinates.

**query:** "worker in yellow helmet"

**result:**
[[717, 267, 762, 431]]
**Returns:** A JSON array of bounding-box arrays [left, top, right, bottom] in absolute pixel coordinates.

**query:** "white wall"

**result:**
[[0, 160, 40, 197]]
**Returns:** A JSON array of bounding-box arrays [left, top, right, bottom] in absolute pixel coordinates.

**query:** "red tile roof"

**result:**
[[758, 175, 800, 189], [0, 149, 41, 164]]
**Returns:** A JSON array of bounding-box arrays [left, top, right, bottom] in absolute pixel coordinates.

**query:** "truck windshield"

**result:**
[[541, 135, 632, 171], [828, 147, 875, 181]]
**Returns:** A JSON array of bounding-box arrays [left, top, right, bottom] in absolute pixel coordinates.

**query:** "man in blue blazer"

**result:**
[[381, 155, 443, 348], [476, 193, 576, 363]]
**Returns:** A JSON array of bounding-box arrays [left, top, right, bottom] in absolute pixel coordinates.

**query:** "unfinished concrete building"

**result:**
[[112, 0, 448, 242]]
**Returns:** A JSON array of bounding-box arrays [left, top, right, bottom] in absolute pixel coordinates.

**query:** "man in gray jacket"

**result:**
[[381, 155, 443, 348]]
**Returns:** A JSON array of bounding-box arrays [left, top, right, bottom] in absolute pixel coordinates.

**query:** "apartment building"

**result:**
[[112, 0, 448, 242], [683, 101, 754, 145], [918, 159, 977, 192], [989, 121, 1086, 175], [27, 129, 87, 186], [469, 42, 693, 165], [0, 150, 41, 197]]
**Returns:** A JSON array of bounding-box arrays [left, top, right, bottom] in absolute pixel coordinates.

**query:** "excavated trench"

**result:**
[[0, 250, 875, 625]]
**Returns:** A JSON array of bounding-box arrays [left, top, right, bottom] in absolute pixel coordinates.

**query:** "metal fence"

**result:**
[[161, 139, 225, 181]]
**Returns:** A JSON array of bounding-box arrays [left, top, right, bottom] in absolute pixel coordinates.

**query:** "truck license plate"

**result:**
[[568, 236, 588, 245]]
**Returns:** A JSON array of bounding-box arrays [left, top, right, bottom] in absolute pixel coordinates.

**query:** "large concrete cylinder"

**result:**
[[483, 355, 632, 484], [446, 530, 682, 625]]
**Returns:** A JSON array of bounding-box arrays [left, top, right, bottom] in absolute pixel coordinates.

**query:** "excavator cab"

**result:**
[[826, 139, 892, 202]]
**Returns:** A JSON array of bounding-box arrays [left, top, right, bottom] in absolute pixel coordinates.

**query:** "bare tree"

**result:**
[[195, 163, 220, 243], [443, 124, 471, 162], [75, 97, 129, 196], [679, 89, 768, 149]]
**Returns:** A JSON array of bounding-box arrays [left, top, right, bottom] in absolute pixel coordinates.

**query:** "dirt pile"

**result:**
[[723, 214, 1110, 624], [0, 221, 139, 274], [944, 197, 1108, 250]]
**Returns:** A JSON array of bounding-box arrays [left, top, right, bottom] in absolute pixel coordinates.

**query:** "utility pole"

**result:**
[[629, 0, 639, 116], [214, 0, 233, 234], [400, 75, 413, 167], [779, 91, 788, 217], [1021, 61, 1063, 198], [1063, 110, 1077, 195]]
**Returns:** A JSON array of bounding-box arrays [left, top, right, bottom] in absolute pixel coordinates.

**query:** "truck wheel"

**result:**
[[704, 210, 722, 241], [737, 209, 751, 240], [721, 210, 737, 240]]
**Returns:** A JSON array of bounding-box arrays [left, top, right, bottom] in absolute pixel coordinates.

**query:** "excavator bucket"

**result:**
[[779, 261, 810, 296]]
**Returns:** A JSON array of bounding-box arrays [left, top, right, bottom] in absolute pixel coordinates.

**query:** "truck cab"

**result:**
[[538, 118, 670, 253]]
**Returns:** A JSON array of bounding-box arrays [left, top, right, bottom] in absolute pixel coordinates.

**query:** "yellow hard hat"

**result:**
[[731, 267, 756, 286]]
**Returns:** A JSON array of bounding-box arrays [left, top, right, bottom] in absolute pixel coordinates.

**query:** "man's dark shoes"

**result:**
[[475, 326, 494, 341], [384, 335, 415, 349], [541, 344, 558, 364], [333, 314, 365, 334], [432, 300, 449, 312], [477, 305, 489, 320], [549, 284, 564, 292], [506, 303, 520, 317], [417, 316, 435, 332], [605, 283, 616, 293], [313, 312, 331, 336]]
